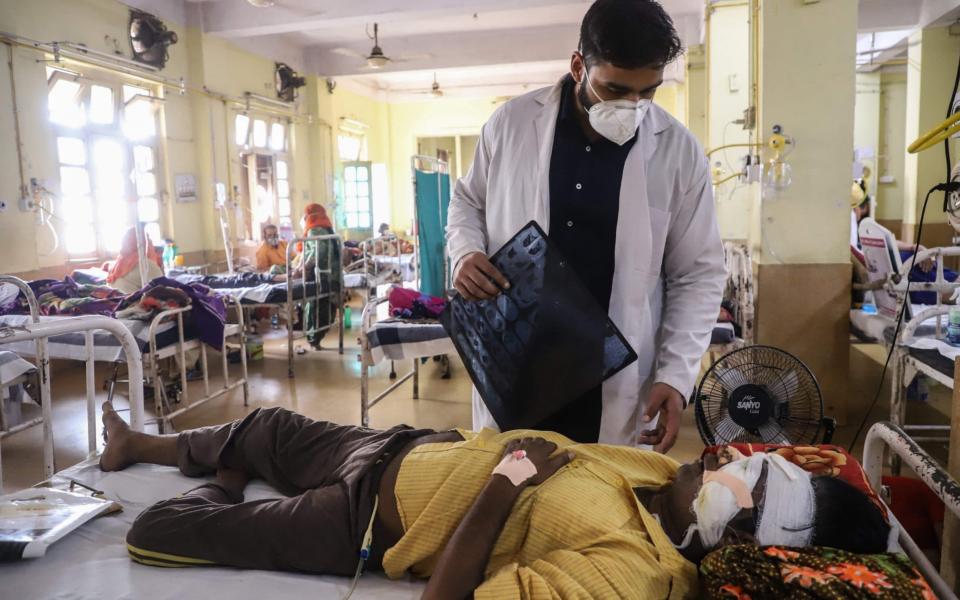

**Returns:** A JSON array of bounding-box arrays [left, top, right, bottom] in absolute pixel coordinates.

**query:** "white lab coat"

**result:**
[[446, 80, 726, 447]]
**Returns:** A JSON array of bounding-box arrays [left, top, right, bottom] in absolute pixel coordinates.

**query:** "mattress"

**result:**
[[0, 459, 425, 599], [710, 322, 736, 345], [0, 350, 35, 387], [344, 270, 400, 290], [849, 308, 959, 377], [371, 254, 416, 282], [0, 315, 180, 362], [364, 319, 455, 365]]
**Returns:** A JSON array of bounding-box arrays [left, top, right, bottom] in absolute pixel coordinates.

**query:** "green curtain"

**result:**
[[414, 169, 451, 298]]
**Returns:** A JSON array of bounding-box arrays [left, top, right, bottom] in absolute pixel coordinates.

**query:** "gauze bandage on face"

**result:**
[[580, 73, 650, 146], [692, 453, 815, 550]]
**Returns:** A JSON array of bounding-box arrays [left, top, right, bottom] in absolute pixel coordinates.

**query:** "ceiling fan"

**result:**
[[331, 23, 431, 69]]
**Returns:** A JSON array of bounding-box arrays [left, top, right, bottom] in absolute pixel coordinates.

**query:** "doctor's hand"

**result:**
[[454, 252, 510, 301], [639, 382, 685, 454]]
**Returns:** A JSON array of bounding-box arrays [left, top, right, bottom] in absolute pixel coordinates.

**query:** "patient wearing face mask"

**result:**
[[255, 224, 288, 275]]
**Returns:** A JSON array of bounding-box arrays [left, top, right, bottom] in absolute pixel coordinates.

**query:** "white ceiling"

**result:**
[[133, 0, 960, 97]]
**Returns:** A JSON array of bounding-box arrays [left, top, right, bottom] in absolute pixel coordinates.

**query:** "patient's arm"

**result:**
[[422, 438, 572, 600]]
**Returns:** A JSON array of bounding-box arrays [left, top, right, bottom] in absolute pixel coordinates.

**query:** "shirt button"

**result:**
[[566, 220, 574, 227], [585, 146, 591, 152], [575, 183, 582, 190]]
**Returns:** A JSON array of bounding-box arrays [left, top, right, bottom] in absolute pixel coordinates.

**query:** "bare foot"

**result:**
[[99, 401, 138, 472]]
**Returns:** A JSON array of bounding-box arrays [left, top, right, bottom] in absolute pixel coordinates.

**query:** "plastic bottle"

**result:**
[[344, 306, 352, 329], [948, 307, 960, 346]]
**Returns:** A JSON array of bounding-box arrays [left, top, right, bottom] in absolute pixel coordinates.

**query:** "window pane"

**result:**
[[138, 197, 160, 222], [123, 98, 156, 140], [344, 166, 356, 182], [48, 79, 85, 128], [270, 123, 285, 151], [89, 85, 114, 124], [57, 137, 86, 166], [61, 196, 94, 223], [95, 170, 125, 200], [122, 85, 148, 102], [358, 213, 370, 228], [136, 172, 157, 197], [235, 114, 250, 146], [356, 167, 369, 182], [65, 223, 97, 255], [59, 166, 90, 196], [93, 138, 125, 170], [252, 120, 267, 147], [133, 145, 154, 172], [345, 181, 357, 199], [345, 197, 357, 213], [357, 181, 369, 198], [359, 196, 369, 212], [279, 197, 291, 218], [346, 213, 358, 228], [277, 179, 290, 199], [144, 222, 162, 245], [338, 136, 360, 161], [276, 160, 288, 180], [99, 211, 128, 254]]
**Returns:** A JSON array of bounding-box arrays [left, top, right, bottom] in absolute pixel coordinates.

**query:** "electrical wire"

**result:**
[[943, 50, 960, 211], [848, 185, 938, 452]]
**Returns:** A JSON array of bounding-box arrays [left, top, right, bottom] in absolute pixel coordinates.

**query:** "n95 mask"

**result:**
[[582, 74, 650, 146]]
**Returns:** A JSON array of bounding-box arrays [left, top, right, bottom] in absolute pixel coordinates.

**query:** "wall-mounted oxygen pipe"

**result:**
[[5, 42, 27, 201]]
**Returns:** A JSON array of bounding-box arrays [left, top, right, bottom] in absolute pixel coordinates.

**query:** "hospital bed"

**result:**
[[0, 275, 249, 435], [0, 304, 145, 493], [343, 235, 409, 298], [184, 234, 345, 378], [850, 218, 956, 445], [1, 398, 955, 598]]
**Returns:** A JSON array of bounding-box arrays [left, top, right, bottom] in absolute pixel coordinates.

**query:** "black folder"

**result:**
[[440, 221, 638, 430]]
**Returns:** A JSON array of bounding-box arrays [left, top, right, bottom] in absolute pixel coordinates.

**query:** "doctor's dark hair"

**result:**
[[809, 476, 890, 554], [579, 0, 683, 69]]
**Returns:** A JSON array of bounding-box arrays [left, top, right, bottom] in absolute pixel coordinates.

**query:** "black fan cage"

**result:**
[[695, 345, 823, 446]]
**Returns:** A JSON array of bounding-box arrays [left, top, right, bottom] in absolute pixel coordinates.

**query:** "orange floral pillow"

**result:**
[[703, 443, 887, 520]]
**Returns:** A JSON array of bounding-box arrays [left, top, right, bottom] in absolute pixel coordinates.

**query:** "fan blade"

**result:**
[[757, 421, 791, 445], [330, 47, 365, 59], [767, 370, 799, 405], [714, 415, 746, 444], [393, 53, 433, 62], [713, 366, 748, 395]]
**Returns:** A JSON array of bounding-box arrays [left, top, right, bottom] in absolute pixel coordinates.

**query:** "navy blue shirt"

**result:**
[[548, 75, 637, 312], [536, 76, 638, 442]]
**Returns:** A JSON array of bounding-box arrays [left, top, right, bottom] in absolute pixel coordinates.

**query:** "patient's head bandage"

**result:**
[[693, 453, 815, 549]]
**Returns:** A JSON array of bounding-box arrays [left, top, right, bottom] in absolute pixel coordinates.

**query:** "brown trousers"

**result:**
[[126, 407, 433, 575]]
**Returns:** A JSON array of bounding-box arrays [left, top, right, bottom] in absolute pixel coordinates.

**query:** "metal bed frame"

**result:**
[[343, 235, 406, 299], [0, 306, 145, 493], [238, 234, 345, 378], [105, 298, 250, 434], [863, 421, 960, 598], [357, 157, 454, 427]]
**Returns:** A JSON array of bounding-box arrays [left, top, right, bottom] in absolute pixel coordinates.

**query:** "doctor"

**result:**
[[447, 0, 725, 451]]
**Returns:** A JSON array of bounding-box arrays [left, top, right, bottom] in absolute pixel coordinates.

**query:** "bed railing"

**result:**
[[359, 296, 422, 427], [0, 314, 145, 491], [284, 234, 345, 377], [143, 297, 249, 432], [863, 421, 960, 599]]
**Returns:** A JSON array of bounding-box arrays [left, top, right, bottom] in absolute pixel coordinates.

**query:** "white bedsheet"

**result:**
[[0, 459, 426, 599]]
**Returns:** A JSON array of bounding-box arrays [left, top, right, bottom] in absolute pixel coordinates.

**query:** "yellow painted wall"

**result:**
[[0, 0, 331, 274], [654, 82, 686, 124], [706, 2, 757, 242], [757, 0, 856, 265], [685, 44, 707, 147], [904, 26, 960, 227], [854, 73, 880, 199], [877, 71, 907, 222]]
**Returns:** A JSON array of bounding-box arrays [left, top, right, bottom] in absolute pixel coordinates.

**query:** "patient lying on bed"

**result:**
[[99, 404, 889, 599]]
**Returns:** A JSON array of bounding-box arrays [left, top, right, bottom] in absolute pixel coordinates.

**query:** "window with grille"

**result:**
[[342, 161, 372, 231], [234, 114, 291, 238], [48, 72, 162, 257]]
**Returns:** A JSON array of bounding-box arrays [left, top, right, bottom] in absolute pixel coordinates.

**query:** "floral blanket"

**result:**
[[702, 545, 934, 599]]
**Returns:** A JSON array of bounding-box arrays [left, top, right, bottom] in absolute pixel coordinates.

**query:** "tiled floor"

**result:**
[[1, 327, 952, 492]]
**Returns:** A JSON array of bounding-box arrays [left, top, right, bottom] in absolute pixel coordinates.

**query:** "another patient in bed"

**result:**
[[99, 404, 889, 599]]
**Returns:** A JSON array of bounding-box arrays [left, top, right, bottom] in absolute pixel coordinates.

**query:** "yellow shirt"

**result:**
[[255, 241, 288, 271], [382, 429, 698, 600]]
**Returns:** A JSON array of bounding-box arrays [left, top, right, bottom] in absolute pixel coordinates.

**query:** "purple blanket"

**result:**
[[114, 277, 227, 350]]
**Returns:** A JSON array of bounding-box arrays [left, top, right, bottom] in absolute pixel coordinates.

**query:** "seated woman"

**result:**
[[293, 203, 342, 348], [105, 227, 164, 295], [100, 403, 889, 599]]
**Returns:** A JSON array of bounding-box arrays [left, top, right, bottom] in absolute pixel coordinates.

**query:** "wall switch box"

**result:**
[[879, 175, 895, 184]]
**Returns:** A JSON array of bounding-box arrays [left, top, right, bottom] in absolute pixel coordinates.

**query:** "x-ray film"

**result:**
[[440, 221, 638, 430]]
